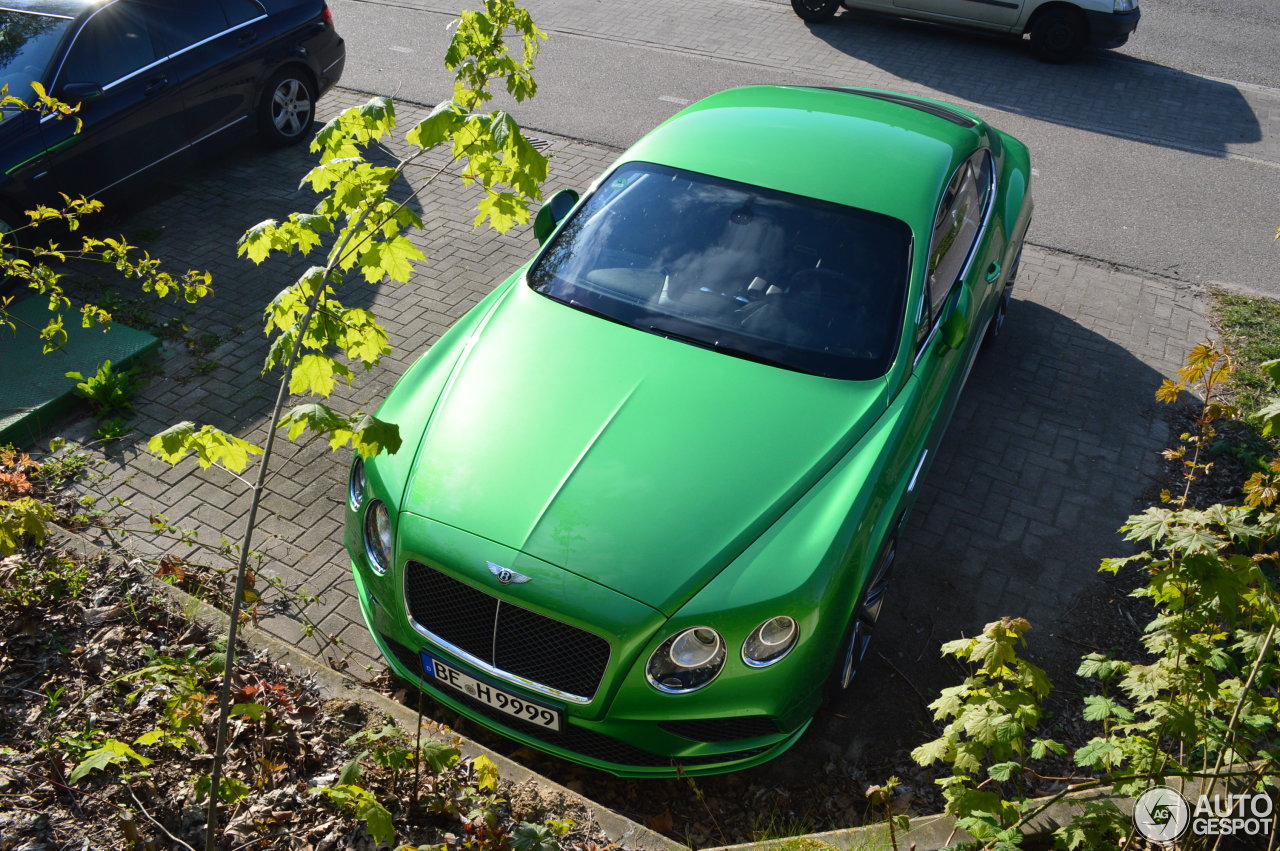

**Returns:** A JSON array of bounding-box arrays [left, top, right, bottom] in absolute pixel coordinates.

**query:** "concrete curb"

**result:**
[[49, 524, 685, 851], [706, 776, 1274, 851]]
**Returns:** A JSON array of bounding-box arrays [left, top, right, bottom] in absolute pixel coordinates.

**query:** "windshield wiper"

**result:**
[[647, 325, 788, 369]]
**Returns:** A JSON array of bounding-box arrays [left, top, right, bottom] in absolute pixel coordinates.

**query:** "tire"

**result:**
[[791, 0, 841, 23], [827, 541, 896, 697], [1028, 8, 1087, 63], [982, 249, 1022, 348], [258, 68, 316, 146]]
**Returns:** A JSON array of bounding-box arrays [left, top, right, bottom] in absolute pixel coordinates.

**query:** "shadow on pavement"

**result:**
[[797, 294, 1171, 769], [805, 9, 1259, 156]]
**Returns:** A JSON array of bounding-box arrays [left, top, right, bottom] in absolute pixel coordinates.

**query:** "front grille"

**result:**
[[403, 560, 610, 700], [380, 634, 766, 770], [660, 716, 780, 742]]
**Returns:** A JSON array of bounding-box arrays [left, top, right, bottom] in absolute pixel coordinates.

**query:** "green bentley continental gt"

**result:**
[[344, 85, 1033, 776]]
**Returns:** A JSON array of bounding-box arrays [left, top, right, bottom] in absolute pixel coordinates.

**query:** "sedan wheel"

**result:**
[[833, 542, 896, 691], [260, 71, 315, 146]]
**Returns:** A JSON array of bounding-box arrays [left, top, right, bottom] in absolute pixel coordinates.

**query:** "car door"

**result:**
[[144, 0, 265, 146], [898, 150, 999, 502], [892, 0, 1024, 30], [37, 0, 188, 200]]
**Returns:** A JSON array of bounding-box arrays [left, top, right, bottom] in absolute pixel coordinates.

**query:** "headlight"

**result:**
[[1113, 0, 1137, 11], [646, 627, 726, 693], [742, 616, 798, 667], [349, 457, 366, 510], [363, 500, 392, 574]]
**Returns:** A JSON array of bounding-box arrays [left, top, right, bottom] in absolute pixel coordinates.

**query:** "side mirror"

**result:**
[[533, 188, 578, 244], [58, 82, 104, 104], [939, 285, 971, 350]]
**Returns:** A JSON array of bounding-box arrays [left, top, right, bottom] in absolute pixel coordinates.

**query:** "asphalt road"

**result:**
[[330, 0, 1280, 293]]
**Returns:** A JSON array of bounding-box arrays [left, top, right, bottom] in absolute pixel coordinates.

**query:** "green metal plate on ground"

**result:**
[[0, 296, 159, 447]]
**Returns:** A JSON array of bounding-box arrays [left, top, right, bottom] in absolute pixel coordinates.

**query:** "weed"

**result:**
[[66, 359, 140, 418], [0, 550, 88, 605], [30, 446, 93, 490], [129, 226, 164, 243], [1211, 289, 1280, 419], [92, 418, 130, 443]]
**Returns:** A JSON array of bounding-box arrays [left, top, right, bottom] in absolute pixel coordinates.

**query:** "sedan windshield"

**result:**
[[0, 9, 73, 104], [528, 162, 912, 380]]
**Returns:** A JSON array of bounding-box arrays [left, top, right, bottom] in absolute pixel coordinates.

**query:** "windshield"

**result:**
[[0, 9, 73, 105], [528, 162, 912, 380]]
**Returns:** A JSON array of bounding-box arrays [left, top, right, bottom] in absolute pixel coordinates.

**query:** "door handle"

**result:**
[[239, 30, 259, 46], [984, 260, 1001, 283], [144, 75, 170, 95]]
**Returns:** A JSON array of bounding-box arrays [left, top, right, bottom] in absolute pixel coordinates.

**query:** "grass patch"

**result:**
[[1210, 288, 1280, 419]]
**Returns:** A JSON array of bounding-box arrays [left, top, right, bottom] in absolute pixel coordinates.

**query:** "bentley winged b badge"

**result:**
[[487, 562, 531, 586]]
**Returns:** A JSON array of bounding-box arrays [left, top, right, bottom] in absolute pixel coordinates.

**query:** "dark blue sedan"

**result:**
[[0, 0, 345, 229]]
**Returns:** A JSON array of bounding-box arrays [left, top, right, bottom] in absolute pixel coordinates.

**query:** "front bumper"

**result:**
[[1084, 7, 1140, 48], [352, 562, 810, 777]]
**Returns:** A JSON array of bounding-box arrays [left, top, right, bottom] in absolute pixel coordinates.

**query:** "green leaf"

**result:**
[[356, 234, 424, 284], [230, 702, 266, 721], [314, 784, 394, 846], [474, 190, 529, 233], [472, 754, 500, 792], [133, 729, 165, 747], [910, 737, 951, 767], [147, 422, 263, 472], [355, 792, 395, 846], [337, 755, 363, 786], [68, 740, 152, 784], [1260, 358, 1280, 385], [1082, 695, 1134, 722], [407, 100, 463, 149], [289, 353, 353, 397], [513, 822, 558, 851], [1030, 737, 1066, 759], [986, 761, 1020, 782], [0, 497, 55, 556], [275, 404, 401, 456], [1259, 399, 1280, 436], [1073, 737, 1122, 769], [348, 412, 402, 457], [419, 739, 461, 773]]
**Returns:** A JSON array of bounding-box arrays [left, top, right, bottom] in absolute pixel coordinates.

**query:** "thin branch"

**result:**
[[127, 784, 197, 851], [204, 184, 382, 851], [0, 765, 128, 813]]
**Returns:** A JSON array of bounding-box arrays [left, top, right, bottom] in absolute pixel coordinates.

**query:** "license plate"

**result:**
[[422, 653, 562, 732]]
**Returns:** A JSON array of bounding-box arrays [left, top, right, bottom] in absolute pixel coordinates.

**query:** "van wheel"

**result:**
[[1028, 8, 1087, 63], [791, 0, 841, 23]]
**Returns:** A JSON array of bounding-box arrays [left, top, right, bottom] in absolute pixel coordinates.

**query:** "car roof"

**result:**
[[0, 0, 101, 17], [618, 85, 985, 230]]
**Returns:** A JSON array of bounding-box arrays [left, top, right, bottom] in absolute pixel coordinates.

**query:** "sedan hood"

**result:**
[[403, 282, 890, 615]]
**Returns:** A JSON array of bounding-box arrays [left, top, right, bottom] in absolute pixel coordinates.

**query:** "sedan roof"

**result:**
[[619, 85, 984, 231], [0, 0, 98, 16]]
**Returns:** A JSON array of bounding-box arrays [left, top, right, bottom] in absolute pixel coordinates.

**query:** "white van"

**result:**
[[791, 0, 1139, 62]]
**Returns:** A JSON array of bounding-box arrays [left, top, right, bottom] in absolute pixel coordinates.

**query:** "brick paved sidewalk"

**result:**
[[65, 88, 1208, 759]]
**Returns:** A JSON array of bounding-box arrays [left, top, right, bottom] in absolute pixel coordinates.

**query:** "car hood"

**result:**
[[402, 282, 890, 615]]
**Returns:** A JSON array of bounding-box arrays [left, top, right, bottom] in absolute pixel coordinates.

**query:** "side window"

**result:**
[[922, 150, 994, 333], [220, 0, 267, 26], [59, 4, 158, 87], [142, 0, 229, 54]]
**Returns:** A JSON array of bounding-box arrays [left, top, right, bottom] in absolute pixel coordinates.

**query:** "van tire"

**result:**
[[791, 0, 841, 23], [1028, 7, 1087, 63]]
